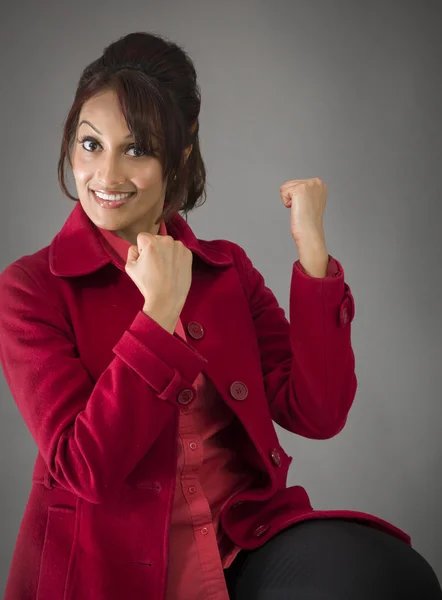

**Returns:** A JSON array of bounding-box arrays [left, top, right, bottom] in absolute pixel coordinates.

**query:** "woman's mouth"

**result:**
[[91, 190, 136, 209]]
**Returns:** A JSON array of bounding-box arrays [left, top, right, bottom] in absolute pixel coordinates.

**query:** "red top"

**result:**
[[98, 218, 339, 600]]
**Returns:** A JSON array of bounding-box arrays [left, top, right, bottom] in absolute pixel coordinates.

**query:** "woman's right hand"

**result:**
[[125, 232, 193, 334]]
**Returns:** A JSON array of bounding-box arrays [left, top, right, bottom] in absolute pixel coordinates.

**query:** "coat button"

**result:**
[[177, 389, 194, 404], [270, 448, 281, 467], [187, 322, 204, 339], [230, 382, 248, 401], [254, 524, 270, 537]]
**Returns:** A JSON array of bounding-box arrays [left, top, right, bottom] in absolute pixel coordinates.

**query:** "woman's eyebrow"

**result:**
[[78, 120, 133, 139]]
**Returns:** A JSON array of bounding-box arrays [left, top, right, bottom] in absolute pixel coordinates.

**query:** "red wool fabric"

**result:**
[[0, 202, 410, 600]]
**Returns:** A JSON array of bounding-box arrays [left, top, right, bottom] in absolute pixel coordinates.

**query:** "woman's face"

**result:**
[[71, 89, 167, 245]]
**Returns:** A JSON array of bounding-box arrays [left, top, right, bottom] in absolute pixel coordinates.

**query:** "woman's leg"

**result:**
[[224, 519, 442, 600]]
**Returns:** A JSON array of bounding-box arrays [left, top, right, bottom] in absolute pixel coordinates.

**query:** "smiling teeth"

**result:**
[[94, 191, 133, 201]]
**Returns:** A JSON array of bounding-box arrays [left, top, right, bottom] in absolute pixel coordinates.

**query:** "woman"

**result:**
[[0, 31, 440, 600]]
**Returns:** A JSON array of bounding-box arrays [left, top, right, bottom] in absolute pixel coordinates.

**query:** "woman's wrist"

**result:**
[[142, 305, 178, 335]]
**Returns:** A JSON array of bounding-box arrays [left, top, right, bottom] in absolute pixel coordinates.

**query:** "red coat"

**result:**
[[0, 202, 410, 600]]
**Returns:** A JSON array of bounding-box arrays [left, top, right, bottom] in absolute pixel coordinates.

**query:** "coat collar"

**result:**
[[49, 201, 233, 277]]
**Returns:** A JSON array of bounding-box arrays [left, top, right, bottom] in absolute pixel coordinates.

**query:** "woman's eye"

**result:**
[[127, 146, 145, 157], [77, 137, 148, 157], [78, 137, 98, 152]]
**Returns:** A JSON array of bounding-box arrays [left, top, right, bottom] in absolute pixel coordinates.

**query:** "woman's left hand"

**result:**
[[280, 177, 329, 277]]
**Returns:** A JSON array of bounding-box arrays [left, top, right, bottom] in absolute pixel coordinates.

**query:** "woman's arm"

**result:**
[[234, 244, 357, 439], [0, 262, 207, 503]]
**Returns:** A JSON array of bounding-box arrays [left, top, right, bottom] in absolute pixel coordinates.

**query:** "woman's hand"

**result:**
[[280, 177, 329, 277], [125, 233, 193, 334]]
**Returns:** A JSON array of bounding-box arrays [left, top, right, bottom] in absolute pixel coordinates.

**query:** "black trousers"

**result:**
[[223, 519, 442, 599]]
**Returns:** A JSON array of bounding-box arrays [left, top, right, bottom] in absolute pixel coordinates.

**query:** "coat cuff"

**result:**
[[113, 310, 208, 403], [292, 255, 355, 328], [295, 255, 341, 278]]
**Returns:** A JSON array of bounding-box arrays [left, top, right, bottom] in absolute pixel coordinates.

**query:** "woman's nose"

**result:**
[[96, 167, 126, 188], [96, 177, 125, 188]]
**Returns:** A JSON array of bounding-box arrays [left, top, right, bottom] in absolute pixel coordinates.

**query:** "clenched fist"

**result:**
[[125, 233, 193, 334]]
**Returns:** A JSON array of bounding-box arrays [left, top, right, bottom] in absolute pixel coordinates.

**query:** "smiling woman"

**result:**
[[58, 32, 201, 244], [70, 90, 168, 241], [1, 28, 441, 600]]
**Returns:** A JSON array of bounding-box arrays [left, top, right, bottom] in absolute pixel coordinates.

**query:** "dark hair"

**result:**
[[58, 31, 207, 224]]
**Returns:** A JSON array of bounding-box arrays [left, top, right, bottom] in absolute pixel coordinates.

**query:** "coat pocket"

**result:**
[[36, 506, 76, 600]]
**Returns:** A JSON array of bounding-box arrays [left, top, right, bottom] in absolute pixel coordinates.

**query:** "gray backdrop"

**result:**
[[1, 0, 441, 591]]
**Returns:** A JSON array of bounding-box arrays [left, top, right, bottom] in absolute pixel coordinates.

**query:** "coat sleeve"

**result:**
[[0, 262, 207, 503], [234, 245, 357, 439]]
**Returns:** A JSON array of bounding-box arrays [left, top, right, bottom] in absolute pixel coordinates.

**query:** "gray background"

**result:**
[[1, 0, 441, 592]]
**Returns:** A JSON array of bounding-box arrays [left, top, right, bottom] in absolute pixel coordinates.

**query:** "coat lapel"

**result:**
[[49, 201, 233, 277]]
